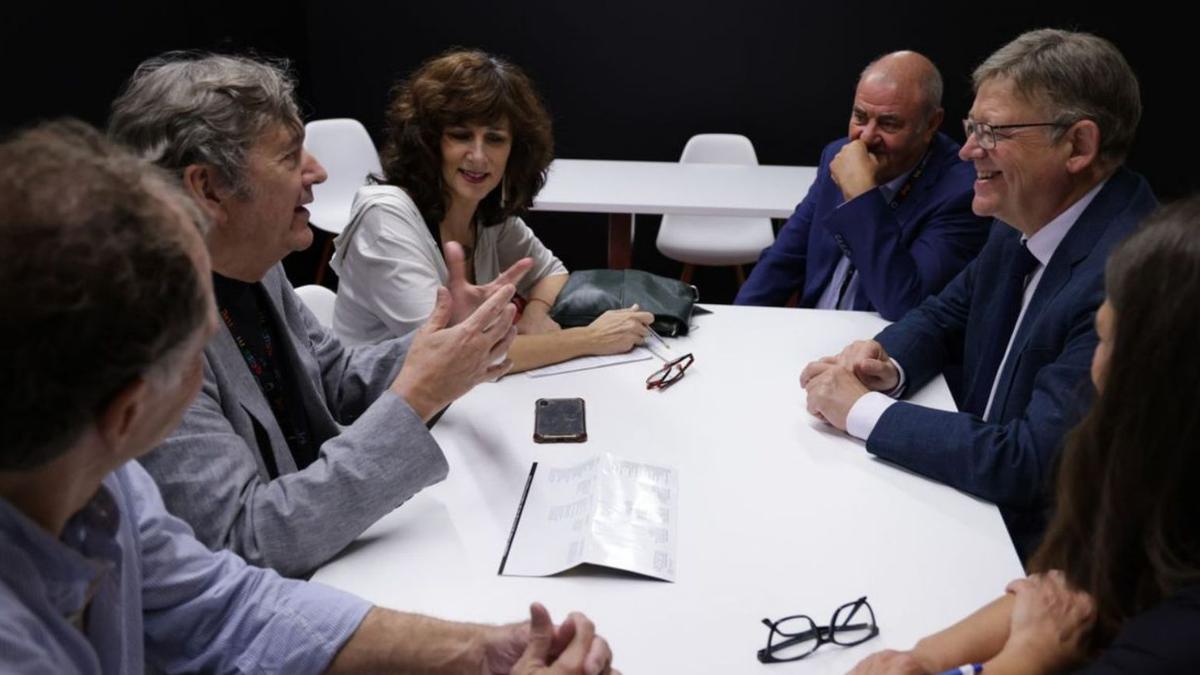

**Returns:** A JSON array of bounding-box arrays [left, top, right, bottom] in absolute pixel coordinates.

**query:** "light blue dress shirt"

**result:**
[[0, 461, 370, 674]]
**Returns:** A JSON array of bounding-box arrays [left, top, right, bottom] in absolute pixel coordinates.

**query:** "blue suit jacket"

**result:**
[[869, 167, 1157, 558], [735, 132, 989, 319]]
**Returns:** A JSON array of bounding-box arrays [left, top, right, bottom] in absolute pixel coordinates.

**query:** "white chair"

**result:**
[[304, 118, 383, 283], [295, 284, 337, 329], [655, 134, 775, 285]]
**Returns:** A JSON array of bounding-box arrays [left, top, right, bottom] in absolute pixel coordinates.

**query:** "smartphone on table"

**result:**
[[533, 398, 587, 443]]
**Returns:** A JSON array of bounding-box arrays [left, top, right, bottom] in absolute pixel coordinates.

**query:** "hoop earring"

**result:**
[[500, 175, 508, 209]]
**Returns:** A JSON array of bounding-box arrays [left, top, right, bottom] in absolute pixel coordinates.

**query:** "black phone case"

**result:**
[[533, 398, 587, 443]]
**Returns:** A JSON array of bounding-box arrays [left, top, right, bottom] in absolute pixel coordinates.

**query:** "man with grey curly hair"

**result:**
[[109, 52, 534, 577], [0, 120, 615, 675], [108, 52, 304, 196], [803, 29, 1158, 560]]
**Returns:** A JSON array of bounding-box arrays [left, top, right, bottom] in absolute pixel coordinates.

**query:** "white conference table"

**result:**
[[531, 159, 818, 269], [313, 305, 1022, 674]]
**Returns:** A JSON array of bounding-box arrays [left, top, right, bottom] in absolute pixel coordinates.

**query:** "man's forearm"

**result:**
[[327, 607, 484, 674]]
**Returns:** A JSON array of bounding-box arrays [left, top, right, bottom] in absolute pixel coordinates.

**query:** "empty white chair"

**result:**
[[656, 134, 775, 284], [295, 284, 337, 329], [304, 118, 383, 235], [304, 119, 383, 284]]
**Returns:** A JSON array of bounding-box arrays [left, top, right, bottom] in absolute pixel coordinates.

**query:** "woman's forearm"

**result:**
[[525, 273, 568, 306], [506, 329, 596, 373], [911, 594, 1014, 671]]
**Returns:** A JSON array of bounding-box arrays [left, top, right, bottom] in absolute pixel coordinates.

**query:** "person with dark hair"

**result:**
[[330, 49, 654, 372], [110, 51, 530, 577], [802, 29, 1158, 559], [0, 120, 617, 675], [735, 50, 989, 319], [848, 197, 1200, 675]]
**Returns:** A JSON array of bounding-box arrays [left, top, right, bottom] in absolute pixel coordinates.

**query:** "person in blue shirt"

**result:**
[[0, 120, 616, 675], [735, 50, 989, 320]]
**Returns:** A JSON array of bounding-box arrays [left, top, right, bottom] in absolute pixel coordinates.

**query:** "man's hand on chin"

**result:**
[[830, 139, 881, 202]]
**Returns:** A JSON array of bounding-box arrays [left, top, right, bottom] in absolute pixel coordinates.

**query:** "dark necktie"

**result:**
[[836, 263, 856, 309], [963, 242, 1040, 417]]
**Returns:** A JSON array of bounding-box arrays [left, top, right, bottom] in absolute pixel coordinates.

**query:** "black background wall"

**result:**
[[3, 2, 1192, 302]]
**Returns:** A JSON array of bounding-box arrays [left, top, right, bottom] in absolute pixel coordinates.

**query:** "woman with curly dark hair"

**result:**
[[331, 49, 651, 372], [849, 197, 1200, 674]]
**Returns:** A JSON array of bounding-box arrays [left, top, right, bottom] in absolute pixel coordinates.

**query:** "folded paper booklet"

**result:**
[[498, 452, 678, 581]]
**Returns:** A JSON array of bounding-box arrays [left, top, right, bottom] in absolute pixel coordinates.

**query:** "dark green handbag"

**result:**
[[549, 269, 700, 337]]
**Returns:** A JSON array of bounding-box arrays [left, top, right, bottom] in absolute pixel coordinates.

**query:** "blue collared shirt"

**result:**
[[0, 461, 370, 674]]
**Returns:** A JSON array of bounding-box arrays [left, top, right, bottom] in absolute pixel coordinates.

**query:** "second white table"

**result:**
[[531, 159, 818, 268]]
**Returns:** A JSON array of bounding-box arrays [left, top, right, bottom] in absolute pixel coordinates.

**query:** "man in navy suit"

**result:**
[[802, 30, 1157, 559], [735, 51, 989, 320]]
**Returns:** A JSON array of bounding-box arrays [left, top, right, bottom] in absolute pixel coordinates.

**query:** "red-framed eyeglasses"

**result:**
[[645, 353, 694, 391]]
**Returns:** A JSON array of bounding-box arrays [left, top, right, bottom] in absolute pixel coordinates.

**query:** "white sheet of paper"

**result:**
[[500, 453, 678, 581], [524, 347, 655, 378]]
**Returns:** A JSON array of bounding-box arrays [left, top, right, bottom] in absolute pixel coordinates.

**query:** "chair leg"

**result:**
[[680, 264, 695, 284], [734, 265, 747, 286]]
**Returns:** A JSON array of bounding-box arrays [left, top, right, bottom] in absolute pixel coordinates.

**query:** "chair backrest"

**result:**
[[679, 134, 759, 166], [655, 133, 774, 267], [304, 118, 383, 235], [295, 284, 338, 329]]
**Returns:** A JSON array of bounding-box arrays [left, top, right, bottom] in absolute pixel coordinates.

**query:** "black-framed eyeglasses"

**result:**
[[962, 118, 1072, 149], [645, 353, 694, 391], [757, 596, 879, 663]]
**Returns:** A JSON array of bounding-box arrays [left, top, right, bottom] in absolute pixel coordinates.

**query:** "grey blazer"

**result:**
[[139, 265, 447, 577]]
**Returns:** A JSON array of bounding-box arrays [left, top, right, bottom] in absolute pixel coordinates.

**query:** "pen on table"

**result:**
[[647, 326, 671, 351], [644, 326, 672, 361]]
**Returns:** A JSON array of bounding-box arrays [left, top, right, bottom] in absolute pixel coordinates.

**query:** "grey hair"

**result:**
[[108, 51, 303, 195], [0, 119, 210, 470], [972, 29, 1141, 164], [860, 51, 944, 118]]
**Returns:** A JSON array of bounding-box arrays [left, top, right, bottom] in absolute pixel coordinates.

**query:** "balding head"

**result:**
[[860, 51, 944, 118], [848, 50, 945, 183]]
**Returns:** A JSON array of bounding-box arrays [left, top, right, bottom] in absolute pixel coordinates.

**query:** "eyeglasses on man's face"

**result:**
[[757, 596, 879, 663], [962, 118, 1072, 150], [645, 353, 694, 391]]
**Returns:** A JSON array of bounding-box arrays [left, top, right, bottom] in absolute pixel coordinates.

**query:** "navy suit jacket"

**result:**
[[868, 167, 1157, 558], [735, 132, 989, 319]]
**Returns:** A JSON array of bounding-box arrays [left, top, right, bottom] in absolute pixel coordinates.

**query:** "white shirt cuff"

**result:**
[[887, 357, 907, 397], [846, 391, 898, 441]]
